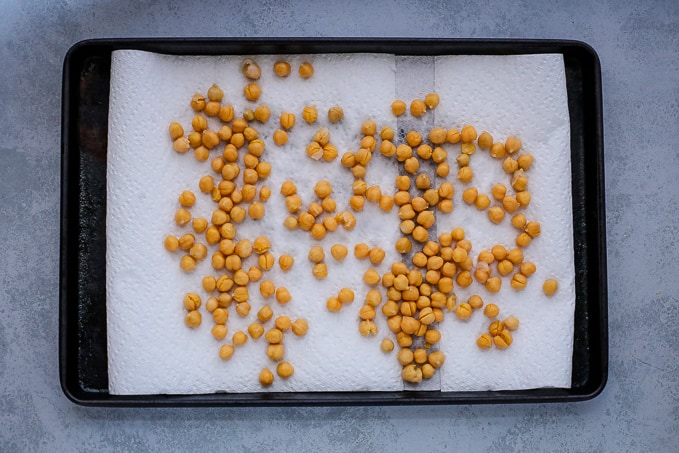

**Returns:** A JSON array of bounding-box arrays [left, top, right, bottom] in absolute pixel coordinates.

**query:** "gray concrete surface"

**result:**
[[1, 0, 677, 451]]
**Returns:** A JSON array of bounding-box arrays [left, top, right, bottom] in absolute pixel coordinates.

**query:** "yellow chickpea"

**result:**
[[484, 303, 500, 318], [368, 247, 386, 265], [274, 61, 291, 77], [381, 338, 395, 352], [280, 112, 296, 130], [395, 237, 413, 254], [543, 279, 559, 296], [266, 344, 285, 361], [259, 368, 274, 386], [476, 333, 493, 349], [179, 255, 197, 272], [516, 232, 532, 248], [487, 206, 505, 224], [485, 276, 502, 293], [422, 92, 439, 108], [299, 62, 314, 78], [272, 129, 289, 146], [312, 263, 328, 279], [275, 287, 292, 304], [517, 153, 534, 170], [505, 135, 522, 154], [475, 194, 491, 210], [326, 296, 342, 312], [327, 106, 344, 123], [276, 361, 295, 378], [363, 269, 381, 285], [337, 288, 355, 304], [291, 319, 309, 337], [457, 166, 474, 183], [184, 310, 202, 328], [459, 125, 477, 143], [503, 316, 520, 331], [243, 83, 261, 101], [410, 99, 426, 117], [279, 254, 295, 271], [520, 261, 537, 276], [503, 156, 519, 174], [219, 344, 235, 361]]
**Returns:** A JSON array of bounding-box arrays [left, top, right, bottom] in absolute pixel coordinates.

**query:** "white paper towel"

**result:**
[[107, 50, 574, 395], [433, 55, 575, 391]]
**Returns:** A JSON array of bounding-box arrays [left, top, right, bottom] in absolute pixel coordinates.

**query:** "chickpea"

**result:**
[[455, 303, 472, 320], [285, 194, 302, 214], [258, 368, 274, 386], [462, 187, 478, 205], [280, 112, 296, 130], [395, 237, 413, 254], [378, 195, 394, 212], [302, 246, 323, 265], [402, 364, 422, 384], [312, 263, 328, 279], [475, 194, 491, 210], [248, 202, 265, 220], [453, 158, 473, 178], [494, 331, 513, 349], [337, 211, 357, 230], [525, 221, 541, 238], [327, 106, 344, 123], [511, 273, 528, 290], [172, 136, 190, 153], [243, 83, 261, 101], [265, 328, 284, 344], [369, 247, 386, 265], [503, 156, 519, 174], [232, 331, 248, 346], [512, 171, 528, 191], [397, 348, 414, 366], [326, 296, 342, 312], [266, 344, 285, 361], [487, 206, 505, 224], [179, 255, 197, 272], [503, 316, 520, 331], [363, 269, 381, 286], [403, 157, 420, 174], [517, 153, 534, 170], [279, 254, 295, 271], [507, 248, 523, 265], [349, 194, 365, 211], [164, 235, 179, 252], [476, 333, 493, 349], [218, 344, 235, 361], [359, 304, 377, 321], [273, 60, 291, 77], [184, 310, 202, 328], [543, 279, 559, 296], [485, 276, 502, 293], [275, 287, 292, 304], [358, 320, 378, 336], [298, 61, 314, 78], [380, 338, 395, 353], [273, 129, 288, 146], [497, 259, 514, 276], [405, 130, 422, 147], [412, 226, 429, 243], [291, 319, 309, 337], [520, 261, 537, 276], [456, 153, 471, 168], [516, 232, 532, 248]]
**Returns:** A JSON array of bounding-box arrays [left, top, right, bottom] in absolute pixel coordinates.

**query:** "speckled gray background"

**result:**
[[1, 0, 677, 451]]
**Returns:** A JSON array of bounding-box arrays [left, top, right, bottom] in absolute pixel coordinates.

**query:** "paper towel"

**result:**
[[433, 55, 575, 391], [107, 50, 574, 395], [107, 51, 404, 394]]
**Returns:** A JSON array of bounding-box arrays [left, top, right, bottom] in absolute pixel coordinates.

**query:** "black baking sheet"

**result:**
[[60, 38, 607, 406]]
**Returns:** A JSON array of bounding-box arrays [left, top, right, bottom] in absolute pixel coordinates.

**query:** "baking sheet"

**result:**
[[60, 38, 607, 406]]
